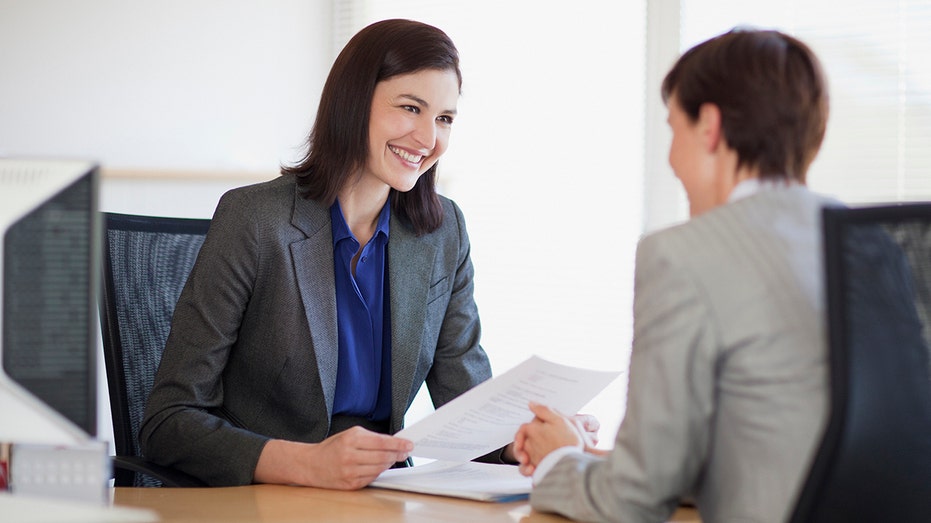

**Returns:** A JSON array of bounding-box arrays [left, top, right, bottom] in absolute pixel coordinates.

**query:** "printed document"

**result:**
[[370, 356, 621, 502], [397, 355, 622, 461]]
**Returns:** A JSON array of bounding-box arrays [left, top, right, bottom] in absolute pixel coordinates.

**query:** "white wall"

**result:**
[[0, 0, 333, 442], [1, 0, 647, 449], [0, 0, 332, 218]]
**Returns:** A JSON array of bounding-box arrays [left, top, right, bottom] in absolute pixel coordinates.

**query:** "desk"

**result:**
[[114, 485, 701, 523]]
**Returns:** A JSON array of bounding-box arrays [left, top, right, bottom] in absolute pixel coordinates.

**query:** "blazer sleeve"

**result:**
[[423, 200, 493, 406], [530, 233, 718, 521], [139, 189, 270, 486]]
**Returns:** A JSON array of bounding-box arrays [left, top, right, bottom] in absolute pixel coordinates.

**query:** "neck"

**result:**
[[714, 144, 760, 204], [337, 184, 389, 247]]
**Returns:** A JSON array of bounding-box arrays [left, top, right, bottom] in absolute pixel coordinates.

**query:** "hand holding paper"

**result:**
[[396, 355, 621, 461], [371, 356, 621, 501]]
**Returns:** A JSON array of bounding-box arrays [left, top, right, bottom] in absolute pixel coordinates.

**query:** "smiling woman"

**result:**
[[138, 19, 514, 490], [334, 2, 646, 449], [365, 70, 460, 197]]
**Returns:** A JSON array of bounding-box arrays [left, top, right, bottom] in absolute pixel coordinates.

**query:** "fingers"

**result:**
[[514, 424, 536, 477], [518, 461, 536, 477], [575, 413, 600, 433], [528, 401, 565, 423], [569, 413, 602, 450], [513, 427, 529, 468], [337, 427, 413, 463]]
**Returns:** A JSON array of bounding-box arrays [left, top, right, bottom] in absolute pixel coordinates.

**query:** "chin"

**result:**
[[390, 180, 419, 193], [392, 172, 428, 193]]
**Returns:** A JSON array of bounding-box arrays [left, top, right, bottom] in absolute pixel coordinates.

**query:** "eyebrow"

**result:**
[[399, 94, 458, 115]]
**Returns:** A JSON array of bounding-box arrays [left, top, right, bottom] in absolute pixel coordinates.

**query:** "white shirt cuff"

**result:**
[[531, 446, 584, 485]]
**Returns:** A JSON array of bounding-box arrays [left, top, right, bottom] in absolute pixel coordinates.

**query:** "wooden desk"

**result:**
[[114, 485, 701, 522]]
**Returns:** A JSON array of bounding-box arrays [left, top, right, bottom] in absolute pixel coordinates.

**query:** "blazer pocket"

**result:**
[[426, 276, 450, 305]]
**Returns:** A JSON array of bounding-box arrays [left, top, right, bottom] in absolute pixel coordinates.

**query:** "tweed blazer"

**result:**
[[139, 175, 492, 486], [531, 186, 838, 523]]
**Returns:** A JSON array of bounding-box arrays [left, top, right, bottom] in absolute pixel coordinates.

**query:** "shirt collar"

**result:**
[[728, 177, 798, 203], [330, 198, 391, 246]]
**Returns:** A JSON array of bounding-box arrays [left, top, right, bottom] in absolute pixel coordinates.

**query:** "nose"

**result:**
[[412, 118, 437, 150]]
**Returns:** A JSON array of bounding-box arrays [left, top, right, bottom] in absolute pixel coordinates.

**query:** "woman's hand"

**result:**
[[514, 402, 598, 476], [514, 402, 585, 476], [573, 412, 601, 451], [255, 426, 413, 490]]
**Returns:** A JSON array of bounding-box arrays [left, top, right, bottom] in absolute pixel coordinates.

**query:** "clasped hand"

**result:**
[[513, 402, 602, 477]]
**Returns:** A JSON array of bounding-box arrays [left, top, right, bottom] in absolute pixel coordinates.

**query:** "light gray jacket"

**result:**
[[532, 186, 836, 523], [140, 175, 491, 486]]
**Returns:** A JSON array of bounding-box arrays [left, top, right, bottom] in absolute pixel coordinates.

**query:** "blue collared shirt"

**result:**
[[329, 199, 392, 421]]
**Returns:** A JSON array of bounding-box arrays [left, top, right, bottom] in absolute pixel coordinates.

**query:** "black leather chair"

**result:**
[[789, 203, 931, 522], [99, 212, 210, 487]]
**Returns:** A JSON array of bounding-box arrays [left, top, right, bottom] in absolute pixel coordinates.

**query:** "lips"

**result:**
[[389, 145, 424, 164]]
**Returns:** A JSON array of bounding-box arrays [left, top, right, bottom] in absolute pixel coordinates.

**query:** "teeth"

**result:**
[[389, 146, 423, 163]]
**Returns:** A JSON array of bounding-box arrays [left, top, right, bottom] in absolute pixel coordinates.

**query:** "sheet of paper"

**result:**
[[397, 355, 621, 461], [370, 460, 531, 502]]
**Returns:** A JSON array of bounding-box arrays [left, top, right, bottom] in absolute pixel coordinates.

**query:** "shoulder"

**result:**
[[216, 175, 296, 211], [212, 174, 313, 226], [437, 194, 466, 229], [207, 175, 316, 248], [398, 194, 468, 242], [641, 187, 836, 253]]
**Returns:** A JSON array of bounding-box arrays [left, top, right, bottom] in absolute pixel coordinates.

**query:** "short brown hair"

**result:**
[[661, 28, 829, 183], [282, 19, 462, 235]]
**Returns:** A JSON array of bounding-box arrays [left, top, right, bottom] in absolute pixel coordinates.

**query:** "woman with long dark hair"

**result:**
[[141, 19, 502, 489]]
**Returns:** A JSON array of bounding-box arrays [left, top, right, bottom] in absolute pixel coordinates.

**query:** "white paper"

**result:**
[[370, 460, 531, 502], [397, 355, 621, 461]]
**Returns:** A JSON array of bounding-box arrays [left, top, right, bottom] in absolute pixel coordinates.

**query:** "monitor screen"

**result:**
[[0, 158, 100, 439]]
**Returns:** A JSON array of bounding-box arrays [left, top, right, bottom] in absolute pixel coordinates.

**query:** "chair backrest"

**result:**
[[790, 203, 931, 522], [99, 212, 210, 487]]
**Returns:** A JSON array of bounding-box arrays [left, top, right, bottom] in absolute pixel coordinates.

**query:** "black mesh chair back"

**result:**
[[790, 203, 931, 522], [99, 212, 210, 487]]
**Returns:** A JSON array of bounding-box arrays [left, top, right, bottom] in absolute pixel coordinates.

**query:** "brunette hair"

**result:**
[[282, 19, 462, 235], [661, 28, 828, 183]]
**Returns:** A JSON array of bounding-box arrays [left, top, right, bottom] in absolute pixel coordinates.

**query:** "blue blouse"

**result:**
[[329, 199, 392, 421]]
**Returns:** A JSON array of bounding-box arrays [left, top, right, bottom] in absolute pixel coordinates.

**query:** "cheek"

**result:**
[[434, 132, 450, 157], [668, 138, 683, 173], [371, 112, 404, 143], [424, 131, 451, 168], [440, 125, 455, 149]]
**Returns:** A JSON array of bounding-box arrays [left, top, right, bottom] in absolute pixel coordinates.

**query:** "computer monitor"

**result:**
[[0, 158, 100, 443]]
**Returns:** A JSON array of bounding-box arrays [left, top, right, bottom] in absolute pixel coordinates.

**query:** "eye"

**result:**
[[401, 105, 420, 114], [437, 115, 454, 125]]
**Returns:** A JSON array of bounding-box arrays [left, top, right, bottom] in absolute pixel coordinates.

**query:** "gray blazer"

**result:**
[[139, 175, 492, 486], [531, 186, 837, 523]]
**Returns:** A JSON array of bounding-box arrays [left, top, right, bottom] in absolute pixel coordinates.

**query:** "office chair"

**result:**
[[789, 203, 931, 522], [99, 212, 211, 487]]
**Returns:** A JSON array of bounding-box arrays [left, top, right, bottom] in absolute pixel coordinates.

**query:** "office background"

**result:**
[[1, 0, 929, 449]]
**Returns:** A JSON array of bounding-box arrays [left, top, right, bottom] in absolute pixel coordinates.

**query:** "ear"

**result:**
[[697, 103, 723, 153]]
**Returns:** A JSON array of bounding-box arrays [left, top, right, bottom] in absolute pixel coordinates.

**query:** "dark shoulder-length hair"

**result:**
[[281, 19, 462, 235], [661, 28, 829, 183]]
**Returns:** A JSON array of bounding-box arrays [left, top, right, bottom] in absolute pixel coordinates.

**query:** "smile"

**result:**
[[389, 146, 424, 164]]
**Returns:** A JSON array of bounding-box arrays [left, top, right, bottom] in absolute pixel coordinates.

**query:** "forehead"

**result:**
[[375, 69, 460, 104]]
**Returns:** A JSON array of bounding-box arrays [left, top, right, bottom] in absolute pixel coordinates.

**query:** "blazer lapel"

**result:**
[[289, 192, 339, 420], [388, 217, 437, 431]]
